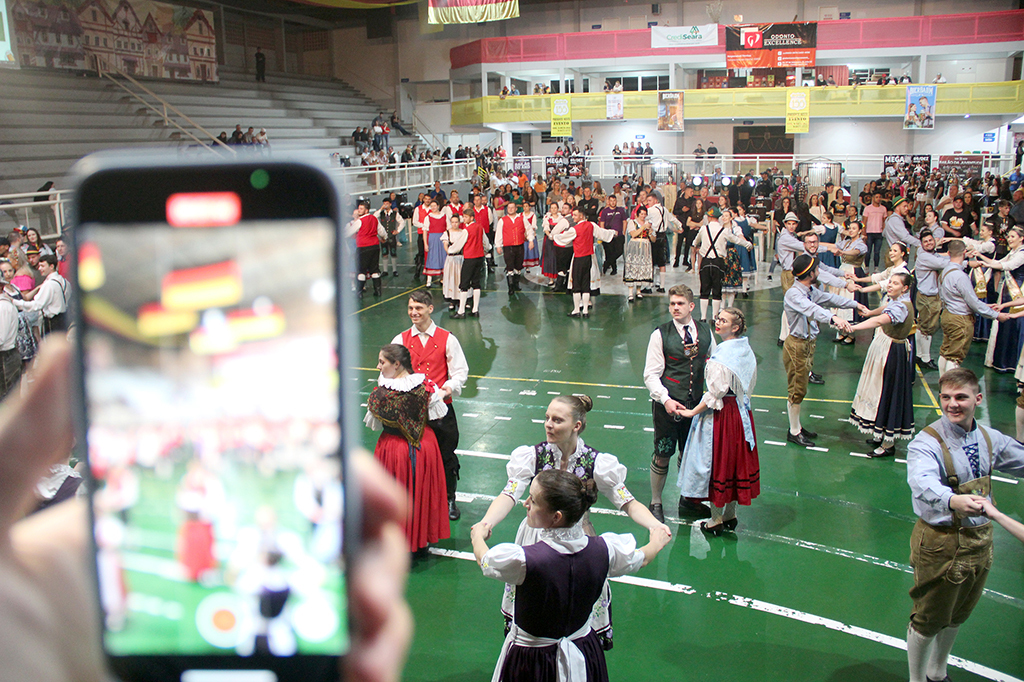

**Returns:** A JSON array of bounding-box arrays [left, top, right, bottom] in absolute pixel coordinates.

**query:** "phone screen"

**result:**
[[78, 206, 348, 664]]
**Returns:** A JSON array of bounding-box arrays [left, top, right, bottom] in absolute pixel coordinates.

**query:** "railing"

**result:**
[[409, 111, 445, 152], [484, 153, 1015, 182], [450, 10, 1024, 68], [451, 82, 1024, 126], [96, 61, 234, 156], [0, 189, 72, 238], [332, 158, 477, 195]]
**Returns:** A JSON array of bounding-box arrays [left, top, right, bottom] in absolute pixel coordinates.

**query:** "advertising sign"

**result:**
[[550, 96, 572, 137], [904, 85, 936, 130], [938, 155, 985, 181], [657, 91, 684, 131], [0, 0, 16, 68], [726, 22, 817, 68], [512, 158, 532, 176], [566, 155, 585, 177], [883, 155, 932, 177], [545, 156, 569, 177], [651, 24, 719, 49], [785, 88, 810, 134], [606, 92, 624, 120]]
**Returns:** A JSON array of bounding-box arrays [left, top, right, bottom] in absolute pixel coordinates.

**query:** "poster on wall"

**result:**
[[650, 24, 719, 49], [938, 155, 985, 182], [0, 0, 17, 68], [785, 88, 810, 134], [657, 91, 684, 131], [606, 92, 624, 120], [566, 155, 585, 177], [904, 85, 936, 130], [545, 156, 568, 177], [512, 158, 532, 176], [726, 23, 816, 68], [883, 155, 932, 177], [12, 0, 218, 82], [550, 96, 572, 136]]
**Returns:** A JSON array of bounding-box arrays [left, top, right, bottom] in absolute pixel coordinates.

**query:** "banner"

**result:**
[[428, 0, 519, 24], [13, 0, 218, 81], [550, 96, 572, 137], [512, 158, 532, 176], [606, 92, 624, 120], [651, 24, 719, 49], [567, 155, 585, 178], [883, 155, 932, 177], [785, 88, 810, 134], [657, 91, 684, 131], [904, 85, 936, 130], [545, 156, 569, 177], [726, 23, 817, 68], [0, 0, 16, 68], [938, 155, 985, 181]]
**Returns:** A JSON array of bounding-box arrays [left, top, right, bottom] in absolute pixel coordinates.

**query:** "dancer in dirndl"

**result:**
[[976, 226, 1024, 372], [422, 200, 452, 287], [733, 205, 758, 296], [849, 272, 916, 458], [441, 214, 466, 310], [622, 205, 655, 302], [825, 220, 868, 344], [676, 307, 760, 535]]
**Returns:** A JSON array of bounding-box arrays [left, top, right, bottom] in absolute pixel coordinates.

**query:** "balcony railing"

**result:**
[[451, 82, 1024, 126]]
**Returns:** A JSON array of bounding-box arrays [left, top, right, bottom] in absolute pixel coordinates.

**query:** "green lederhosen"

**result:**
[[916, 292, 941, 337], [909, 426, 994, 637]]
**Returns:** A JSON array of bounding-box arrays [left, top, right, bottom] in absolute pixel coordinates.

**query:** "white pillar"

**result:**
[[918, 54, 928, 83], [482, 68, 488, 97]]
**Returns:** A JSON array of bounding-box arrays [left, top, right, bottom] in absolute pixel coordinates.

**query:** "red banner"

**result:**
[[726, 23, 817, 69]]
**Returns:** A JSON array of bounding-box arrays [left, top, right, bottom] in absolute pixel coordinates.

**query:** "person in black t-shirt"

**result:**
[[941, 195, 975, 238], [577, 186, 600, 223]]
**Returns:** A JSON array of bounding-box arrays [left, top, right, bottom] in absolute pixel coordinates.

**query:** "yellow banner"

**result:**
[[428, 0, 519, 24], [550, 96, 572, 136], [786, 88, 810, 133]]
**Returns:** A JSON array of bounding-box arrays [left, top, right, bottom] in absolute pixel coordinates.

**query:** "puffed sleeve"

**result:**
[[427, 390, 449, 421], [699, 360, 731, 411], [883, 300, 910, 325], [363, 410, 382, 431], [480, 543, 527, 584], [594, 453, 636, 510], [501, 445, 537, 502], [600, 532, 645, 578]]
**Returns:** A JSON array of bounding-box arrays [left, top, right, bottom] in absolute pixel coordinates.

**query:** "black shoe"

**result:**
[[787, 431, 816, 447], [700, 521, 724, 537], [393, 270, 399, 277], [866, 436, 883, 446], [926, 677, 952, 682], [582, 311, 590, 318], [648, 503, 664, 523], [673, 259, 680, 268], [411, 547, 430, 561], [869, 445, 896, 458], [723, 518, 738, 531], [641, 288, 653, 295], [448, 497, 461, 520], [916, 358, 939, 371], [450, 312, 465, 319], [777, 338, 785, 347], [380, 271, 389, 277], [685, 266, 693, 273], [568, 311, 581, 318], [656, 286, 666, 293], [468, 310, 479, 317], [801, 427, 818, 439], [678, 498, 712, 518], [808, 372, 824, 385], [610, 268, 617, 275]]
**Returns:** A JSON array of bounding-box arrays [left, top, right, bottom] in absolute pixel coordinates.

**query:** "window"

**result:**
[[622, 76, 638, 91], [92, 10, 97, 21], [582, 78, 589, 93], [658, 75, 669, 90], [641, 76, 658, 91]]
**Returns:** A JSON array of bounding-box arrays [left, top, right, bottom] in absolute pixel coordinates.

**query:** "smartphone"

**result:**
[[69, 152, 356, 682]]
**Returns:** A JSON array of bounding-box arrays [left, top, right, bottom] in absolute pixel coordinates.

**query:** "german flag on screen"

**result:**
[[161, 261, 242, 312]]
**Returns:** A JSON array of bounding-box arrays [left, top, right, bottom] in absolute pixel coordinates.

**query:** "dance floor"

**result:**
[[354, 246, 1024, 682]]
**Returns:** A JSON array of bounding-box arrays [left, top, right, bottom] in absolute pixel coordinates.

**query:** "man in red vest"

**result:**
[[392, 290, 469, 519], [347, 199, 386, 298], [472, 193, 495, 273], [567, 207, 616, 317], [495, 202, 534, 295], [453, 206, 489, 318]]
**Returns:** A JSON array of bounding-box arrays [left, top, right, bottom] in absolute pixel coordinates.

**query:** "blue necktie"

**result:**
[[963, 441, 981, 480]]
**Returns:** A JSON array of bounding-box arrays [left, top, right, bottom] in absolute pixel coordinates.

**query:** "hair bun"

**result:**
[[574, 394, 593, 413]]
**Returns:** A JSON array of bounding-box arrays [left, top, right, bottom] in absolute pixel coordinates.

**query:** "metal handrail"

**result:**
[[97, 60, 235, 155], [409, 111, 444, 151]]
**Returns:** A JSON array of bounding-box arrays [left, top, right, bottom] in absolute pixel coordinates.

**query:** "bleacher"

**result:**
[[0, 65, 423, 195]]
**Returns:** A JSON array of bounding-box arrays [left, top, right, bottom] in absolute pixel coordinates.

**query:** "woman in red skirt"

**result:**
[[675, 307, 760, 535], [365, 344, 450, 556]]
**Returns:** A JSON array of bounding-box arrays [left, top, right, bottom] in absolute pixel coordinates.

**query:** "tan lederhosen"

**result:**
[[937, 268, 976, 364], [915, 292, 941, 337], [781, 269, 795, 292], [783, 336, 813, 404], [909, 426, 994, 637]]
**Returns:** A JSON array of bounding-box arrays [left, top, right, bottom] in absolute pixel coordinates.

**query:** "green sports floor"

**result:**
[[354, 241, 1024, 682]]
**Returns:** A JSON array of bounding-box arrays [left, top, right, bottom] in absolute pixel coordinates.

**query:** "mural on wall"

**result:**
[[11, 0, 217, 81]]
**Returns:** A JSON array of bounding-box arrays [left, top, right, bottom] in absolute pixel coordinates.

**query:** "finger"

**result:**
[[351, 450, 406, 538], [0, 338, 73, 533]]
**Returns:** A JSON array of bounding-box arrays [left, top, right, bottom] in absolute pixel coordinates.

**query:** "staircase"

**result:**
[[0, 65, 426, 195]]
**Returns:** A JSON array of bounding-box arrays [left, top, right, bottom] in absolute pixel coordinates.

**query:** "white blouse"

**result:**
[[699, 359, 758, 411], [986, 245, 1024, 272], [501, 438, 635, 510], [442, 229, 468, 255], [362, 373, 448, 430], [480, 522, 645, 585]]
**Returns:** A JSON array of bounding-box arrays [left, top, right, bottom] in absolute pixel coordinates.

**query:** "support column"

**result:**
[[559, 65, 565, 94], [482, 68, 488, 97], [276, 18, 287, 73], [918, 54, 928, 84]]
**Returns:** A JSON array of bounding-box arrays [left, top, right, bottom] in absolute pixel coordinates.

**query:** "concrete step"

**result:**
[[0, 127, 175, 144]]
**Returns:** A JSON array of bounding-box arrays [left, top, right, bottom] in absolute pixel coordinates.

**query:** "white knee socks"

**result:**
[[699, 298, 709, 319], [457, 291, 468, 315], [572, 292, 582, 313], [723, 293, 735, 308], [581, 292, 591, 313], [472, 289, 481, 313], [907, 625, 934, 682], [927, 625, 959, 682], [916, 332, 932, 362], [787, 401, 802, 436], [712, 298, 722, 319]]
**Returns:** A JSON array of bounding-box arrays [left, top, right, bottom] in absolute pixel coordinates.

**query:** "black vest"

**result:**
[[379, 210, 398, 235], [658, 320, 712, 406], [516, 537, 608, 638]]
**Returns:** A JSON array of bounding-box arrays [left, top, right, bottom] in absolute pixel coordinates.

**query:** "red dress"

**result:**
[[367, 375, 450, 552]]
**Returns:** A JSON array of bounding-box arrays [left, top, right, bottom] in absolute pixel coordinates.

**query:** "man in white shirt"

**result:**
[[392, 290, 470, 520], [0, 275, 19, 400], [15, 254, 68, 337], [646, 195, 669, 293], [375, 198, 406, 278], [642, 285, 715, 522]]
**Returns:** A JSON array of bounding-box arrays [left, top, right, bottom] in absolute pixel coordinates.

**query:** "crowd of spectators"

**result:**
[[213, 124, 269, 149]]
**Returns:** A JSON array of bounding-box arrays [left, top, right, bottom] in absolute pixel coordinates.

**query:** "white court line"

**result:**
[[360, 403, 367, 407], [463, 413, 479, 418], [810, 414, 825, 419], [604, 425, 625, 430], [455, 449, 509, 460], [807, 446, 829, 453], [622, 397, 636, 401], [479, 386, 489, 390], [597, 395, 611, 399], [754, 408, 770, 413], [531, 419, 544, 424], [520, 390, 537, 396], [548, 391, 560, 395], [494, 416, 512, 421], [500, 388, 512, 392], [764, 440, 787, 446], [428, 547, 1021, 682], [895, 458, 907, 464], [849, 452, 870, 459], [644, 427, 654, 432], [993, 475, 1019, 485]]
